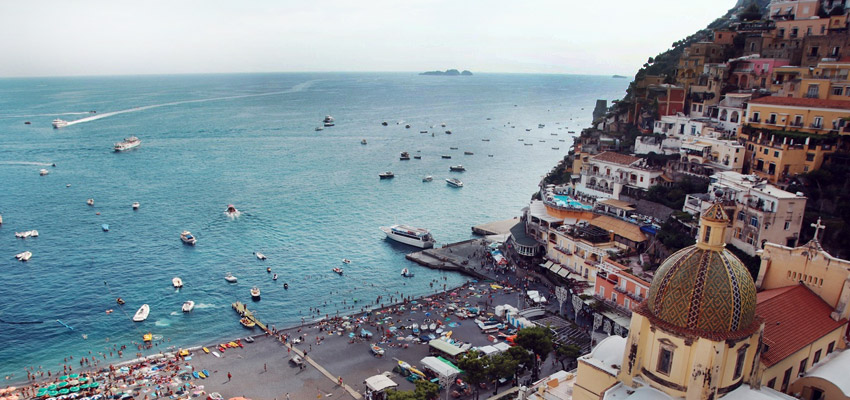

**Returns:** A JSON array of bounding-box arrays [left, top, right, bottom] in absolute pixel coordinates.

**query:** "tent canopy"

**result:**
[[429, 339, 466, 356], [420, 356, 461, 378], [364, 375, 398, 392]]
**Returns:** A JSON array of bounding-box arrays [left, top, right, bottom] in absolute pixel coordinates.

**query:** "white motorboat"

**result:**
[[30, 230, 38, 237], [401, 268, 415, 277], [342, 258, 351, 264], [449, 165, 466, 172], [379, 171, 394, 179], [446, 178, 463, 187], [225, 272, 238, 283], [422, 175, 433, 182], [182, 301, 195, 312], [132, 202, 140, 210], [400, 152, 410, 160], [133, 304, 150, 322], [15, 251, 32, 261], [361, 139, 367, 145], [250, 287, 261, 299], [180, 230, 196, 245], [380, 225, 435, 248], [429, 323, 437, 331], [464, 151, 474, 155], [114, 136, 141, 152], [255, 252, 267, 260], [16, 230, 37, 238], [323, 115, 335, 127], [52, 119, 69, 128], [39, 169, 49, 176], [86, 198, 94, 206], [172, 277, 183, 288]]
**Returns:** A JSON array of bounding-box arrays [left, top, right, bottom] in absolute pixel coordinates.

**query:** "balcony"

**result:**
[[789, 121, 803, 128], [614, 285, 645, 303], [749, 118, 761, 123], [554, 246, 572, 255], [810, 123, 824, 129], [585, 185, 614, 194]]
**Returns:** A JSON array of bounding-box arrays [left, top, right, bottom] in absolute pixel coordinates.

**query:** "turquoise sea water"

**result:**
[[0, 72, 627, 379]]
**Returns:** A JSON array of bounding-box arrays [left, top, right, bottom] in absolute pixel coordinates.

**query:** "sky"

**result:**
[[0, 0, 729, 77]]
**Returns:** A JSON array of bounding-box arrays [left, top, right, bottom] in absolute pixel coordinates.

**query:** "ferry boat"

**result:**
[[39, 169, 49, 176], [379, 171, 395, 179], [133, 304, 150, 322], [182, 301, 195, 312], [400, 151, 410, 160], [446, 178, 463, 188], [114, 136, 141, 152], [180, 230, 197, 245], [449, 165, 465, 172], [323, 115, 335, 127], [380, 225, 435, 248], [52, 119, 69, 128], [172, 277, 183, 288], [250, 287, 261, 299]]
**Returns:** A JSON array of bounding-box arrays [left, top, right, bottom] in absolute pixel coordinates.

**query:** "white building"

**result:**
[[683, 171, 807, 255], [575, 151, 664, 200]]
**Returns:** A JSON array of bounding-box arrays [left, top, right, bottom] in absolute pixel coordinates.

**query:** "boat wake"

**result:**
[[225, 210, 242, 219], [0, 161, 54, 166], [169, 311, 179, 316], [62, 79, 320, 127], [154, 319, 171, 327]]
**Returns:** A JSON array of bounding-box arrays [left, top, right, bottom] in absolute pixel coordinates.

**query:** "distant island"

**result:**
[[420, 69, 473, 76], [612, 74, 628, 79]]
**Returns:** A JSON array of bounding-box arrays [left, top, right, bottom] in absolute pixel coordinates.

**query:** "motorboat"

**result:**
[[413, 155, 421, 159], [449, 165, 465, 172], [15, 251, 32, 261], [266, 267, 272, 273], [172, 277, 184, 288], [445, 130, 452, 134], [526, 128, 532, 131], [361, 139, 367, 145], [86, 198, 94, 206], [182, 301, 195, 312], [419, 130, 428, 134], [332, 267, 343, 275], [116, 297, 125, 305], [422, 175, 433, 182], [381, 121, 388, 126], [273, 273, 278, 280], [342, 258, 351, 264], [380, 225, 435, 248], [379, 171, 394, 179], [552, 147, 560, 150], [400, 151, 410, 160], [101, 224, 109, 232], [441, 123, 446, 127], [226, 204, 238, 214], [283, 282, 289, 290], [255, 252, 267, 260], [464, 151, 474, 155], [240, 317, 256, 328], [517, 138, 524, 141], [52, 119, 69, 128], [16, 230, 37, 238], [180, 231, 197, 245], [133, 304, 150, 322], [225, 272, 238, 283], [114, 136, 141, 152], [24, 121, 31, 125], [250, 287, 261, 299], [405, 124, 411, 129], [441, 155, 451, 159], [449, 147, 458, 150], [370, 344, 385, 356], [446, 178, 463, 188], [315, 126, 324, 131], [401, 268, 415, 277], [482, 138, 490, 141], [132, 202, 140, 210], [538, 123, 545, 128], [30, 230, 38, 237], [39, 169, 49, 176], [323, 115, 335, 127]]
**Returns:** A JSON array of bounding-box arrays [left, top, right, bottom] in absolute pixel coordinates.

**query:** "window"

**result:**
[[733, 347, 747, 379], [752, 112, 760, 122], [833, 86, 843, 96], [810, 46, 820, 57], [813, 349, 822, 364], [807, 27, 812, 36], [799, 358, 808, 375], [807, 85, 820, 98], [624, 298, 631, 309], [828, 341, 835, 354], [778, 28, 785, 38], [784, 221, 791, 230], [774, 151, 779, 157], [746, 231, 755, 245], [657, 347, 673, 375], [846, 87, 850, 96], [768, 113, 778, 124], [734, 227, 742, 239], [611, 292, 617, 302], [767, 378, 776, 389], [813, 116, 823, 128], [781, 367, 792, 392], [833, 46, 841, 57], [598, 286, 605, 297], [791, 27, 799, 38], [703, 226, 712, 242], [764, 148, 769, 155]]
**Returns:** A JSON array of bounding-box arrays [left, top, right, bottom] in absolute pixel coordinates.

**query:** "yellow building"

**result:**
[[772, 61, 850, 100], [567, 206, 850, 400], [675, 42, 726, 90]]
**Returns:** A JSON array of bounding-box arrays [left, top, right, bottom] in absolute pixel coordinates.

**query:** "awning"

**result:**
[[428, 339, 466, 357], [541, 261, 554, 270], [365, 375, 398, 392], [557, 268, 570, 278], [420, 356, 461, 378]]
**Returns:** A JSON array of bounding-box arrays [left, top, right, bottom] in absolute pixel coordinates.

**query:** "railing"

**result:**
[[789, 122, 803, 128], [614, 285, 645, 303], [585, 185, 614, 194], [749, 118, 761, 123], [810, 123, 824, 129]]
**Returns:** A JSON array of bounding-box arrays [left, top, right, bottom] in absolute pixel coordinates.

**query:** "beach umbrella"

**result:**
[[59, 389, 70, 395], [70, 387, 80, 393], [69, 374, 79, 379], [58, 383, 69, 389], [90, 382, 100, 388], [79, 384, 90, 390], [38, 389, 48, 396], [48, 391, 59, 397]]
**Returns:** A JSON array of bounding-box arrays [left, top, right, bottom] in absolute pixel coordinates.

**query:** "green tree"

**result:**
[[488, 353, 519, 395], [555, 344, 583, 370], [514, 326, 555, 379], [458, 351, 491, 400], [739, 3, 762, 21], [386, 379, 440, 400], [506, 346, 532, 376]]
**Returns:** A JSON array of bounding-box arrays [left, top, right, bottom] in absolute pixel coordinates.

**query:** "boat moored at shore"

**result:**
[[380, 225, 435, 248]]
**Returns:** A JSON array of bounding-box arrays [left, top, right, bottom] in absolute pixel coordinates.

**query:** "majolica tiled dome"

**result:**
[[645, 203, 757, 334]]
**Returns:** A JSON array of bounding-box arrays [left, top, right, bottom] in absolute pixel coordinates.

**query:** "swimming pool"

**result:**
[[553, 195, 592, 210]]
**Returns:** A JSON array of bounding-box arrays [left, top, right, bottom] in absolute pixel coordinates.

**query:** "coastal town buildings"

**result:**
[[683, 171, 807, 255], [574, 151, 664, 201]]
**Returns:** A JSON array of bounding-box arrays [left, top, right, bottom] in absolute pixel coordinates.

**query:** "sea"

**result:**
[[0, 72, 628, 379]]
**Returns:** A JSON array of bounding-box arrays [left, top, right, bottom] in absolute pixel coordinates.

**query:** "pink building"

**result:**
[[593, 259, 651, 313], [731, 58, 790, 89]]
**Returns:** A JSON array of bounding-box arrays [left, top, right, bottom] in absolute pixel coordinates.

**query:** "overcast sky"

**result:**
[[0, 0, 729, 77]]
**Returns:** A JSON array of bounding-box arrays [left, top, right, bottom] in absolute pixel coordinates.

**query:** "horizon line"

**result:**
[[0, 70, 637, 80]]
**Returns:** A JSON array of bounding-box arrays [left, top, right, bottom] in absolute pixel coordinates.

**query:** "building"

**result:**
[[593, 258, 651, 314], [768, 0, 821, 21], [676, 42, 727, 89], [575, 151, 664, 201], [683, 171, 807, 255], [729, 57, 790, 90]]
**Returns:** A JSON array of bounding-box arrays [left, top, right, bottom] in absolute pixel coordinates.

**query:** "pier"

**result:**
[[471, 217, 520, 236], [231, 301, 268, 332], [405, 238, 490, 280]]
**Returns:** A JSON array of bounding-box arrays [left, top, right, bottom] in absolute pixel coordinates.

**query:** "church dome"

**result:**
[[645, 203, 757, 335]]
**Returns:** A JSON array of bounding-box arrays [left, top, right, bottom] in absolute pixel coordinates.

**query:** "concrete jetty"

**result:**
[[471, 217, 520, 236], [405, 238, 490, 280]]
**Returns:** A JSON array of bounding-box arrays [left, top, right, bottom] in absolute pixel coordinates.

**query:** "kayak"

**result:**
[[198, 372, 206, 379], [202, 347, 210, 353], [192, 371, 200, 379], [203, 369, 210, 377], [212, 351, 221, 358]]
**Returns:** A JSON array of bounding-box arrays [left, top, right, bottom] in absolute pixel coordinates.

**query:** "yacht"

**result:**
[[39, 169, 49, 176], [16, 251, 32, 261], [86, 198, 94, 206], [172, 277, 184, 288], [182, 301, 195, 312], [250, 287, 261, 299], [400, 152, 410, 160], [133, 304, 150, 322], [380, 225, 435, 248], [52, 119, 69, 129], [446, 178, 463, 188], [132, 202, 140, 210], [225, 272, 238, 283], [379, 171, 395, 179], [114, 136, 141, 152], [449, 165, 466, 172], [180, 230, 197, 245], [422, 175, 433, 182], [361, 139, 367, 145], [323, 115, 335, 127]]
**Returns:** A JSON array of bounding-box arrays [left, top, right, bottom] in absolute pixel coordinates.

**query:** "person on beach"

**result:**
[[227, 372, 232, 381]]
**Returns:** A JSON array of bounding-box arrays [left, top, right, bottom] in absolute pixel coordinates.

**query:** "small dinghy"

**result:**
[[182, 300, 195, 312], [342, 258, 351, 264], [273, 273, 278, 280], [224, 272, 237, 283], [370, 344, 385, 356], [255, 252, 267, 260], [101, 224, 109, 232], [283, 282, 289, 290], [133, 304, 150, 322], [401, 268, 415, 277], [132, 202, 140, 210], [250, 287, 261, 299], [172, 277, 183, 288], [86, 198, 94, 206], [333, 267, 343, 275]]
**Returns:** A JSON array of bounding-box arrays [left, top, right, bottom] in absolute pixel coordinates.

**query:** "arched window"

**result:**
[[731, 111, 739, 123], [720, 109, 728, 121]]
